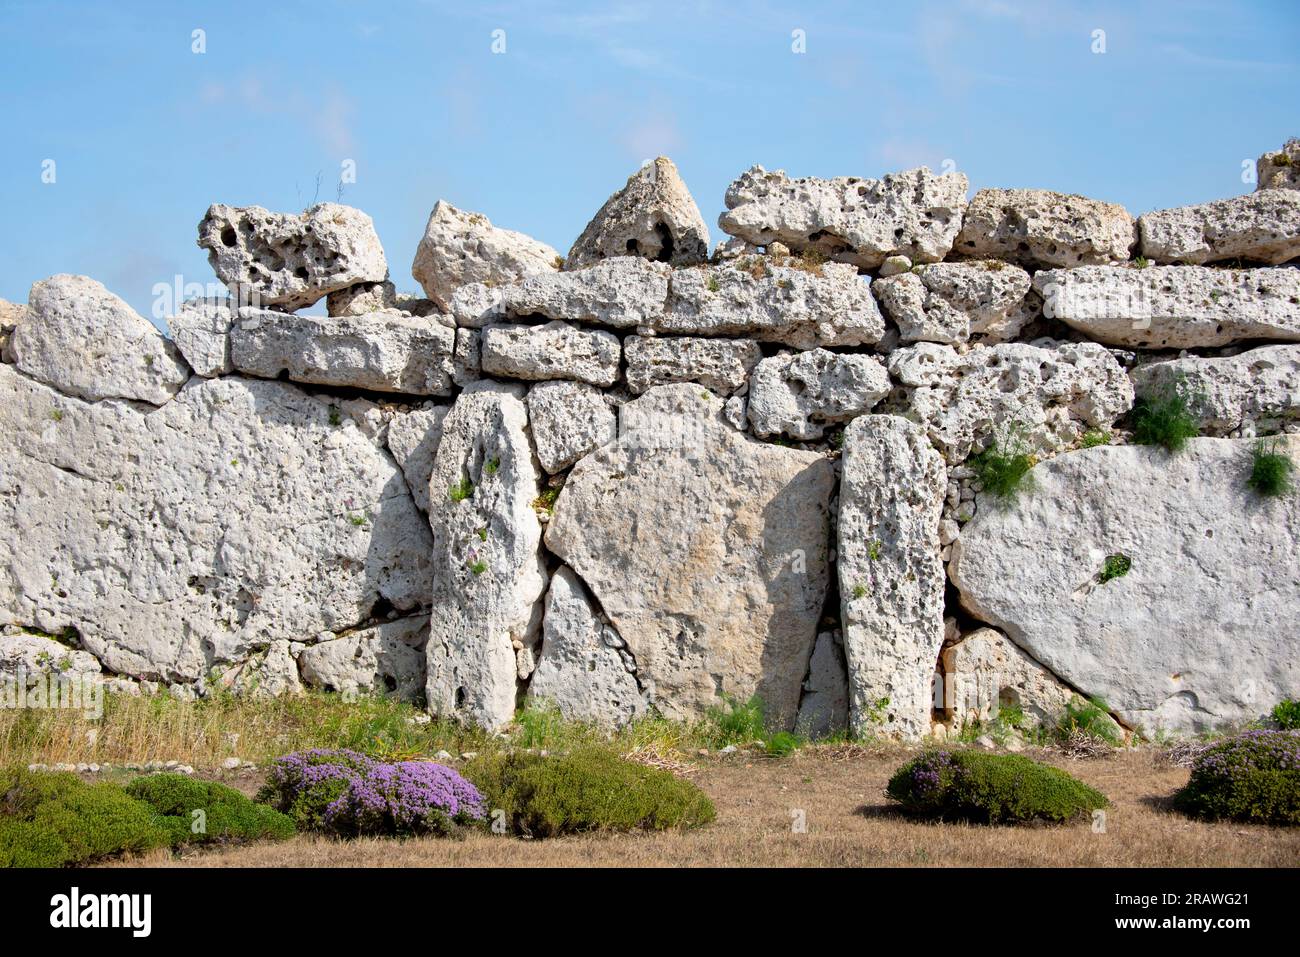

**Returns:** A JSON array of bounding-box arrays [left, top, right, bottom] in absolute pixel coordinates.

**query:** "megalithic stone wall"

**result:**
[[2, 144, 1299, 739]]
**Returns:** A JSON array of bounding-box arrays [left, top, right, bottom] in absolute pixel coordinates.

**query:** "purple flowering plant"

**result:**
[[257, 749, 486, 837], [1173, 729, 1300, 825]]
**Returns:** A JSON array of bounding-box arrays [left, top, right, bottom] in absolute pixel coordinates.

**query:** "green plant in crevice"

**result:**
[[1098, 553, 1131, 583], [449, 476, 474, 503], [971, 429, 1037, 501], [1130, 382, 1200, 453], [1247, 440, 1294, 498], [1079, 429, 1111, 449]]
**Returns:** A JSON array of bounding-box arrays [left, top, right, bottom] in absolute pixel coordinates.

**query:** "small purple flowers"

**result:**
[[1174, 729, 1300, 825], [258, 749, 486, 837]]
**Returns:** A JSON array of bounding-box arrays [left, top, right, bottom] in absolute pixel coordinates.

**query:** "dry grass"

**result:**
[[103, 748, 1300, 868]]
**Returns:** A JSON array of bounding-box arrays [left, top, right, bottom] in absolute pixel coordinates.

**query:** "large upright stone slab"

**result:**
[[424, 384, 546, 730], [949, 437, 1300, 735], [1036, 265, 1300, 348], [11, 275, 190, 405], [954, 189, 1136, 268], [567, 157, 710, 269], [838, 415, 947, 740], [0, 365, 432, 682], [411, 201, 560, 310], [544, 384, 833, 729], [719, 165, 968, 268], [1138, 189, 1300, 265], [197, 203, 388, 311]]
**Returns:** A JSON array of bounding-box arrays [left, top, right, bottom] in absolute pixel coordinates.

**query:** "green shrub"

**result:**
[[1247, 441, 1294, 498], [0, 768, 169, 866], [886, 749, 1108, 825], [1131, 385, 1200, 452], [1098, 553, 1131, 583], [464, 748, 716, 838], [704, 694, 768, 747], [126, 773, 294, 846], [1057, 695, 1124, 745], [971, 433, 1036, 500], [1172, 730, 1300, 825], [1080, 429, 1111, 449], [1271, 699, 1300, 731]]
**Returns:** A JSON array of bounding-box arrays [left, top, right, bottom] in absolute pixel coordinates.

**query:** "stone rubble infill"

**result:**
[[566, 157, 710, 269], [412, 201, 561, 311], [953, 188, 1137, 268], [718, 165, 969, 268], [873, 260, 1034, 345], [480, 320, 621, 386], [886, 340, 1134, 464], [11, 275, 190, 405], [1129, 345, 1300, 436], [229, 309, 458, 395], [623, 335, 761, 395], [746, 349, 890, 440], [1034, 265, 1300, 348], [1257, 138, 1300, 191], [197, 203, 389, 311], [1138, 188, 1300, 265], [948, 436, 1300, 736]]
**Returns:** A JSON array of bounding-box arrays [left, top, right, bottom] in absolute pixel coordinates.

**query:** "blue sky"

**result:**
[[1, 0, 1297, 324]]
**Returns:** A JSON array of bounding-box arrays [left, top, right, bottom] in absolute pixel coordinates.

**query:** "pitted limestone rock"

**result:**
[[229, 310, 457, 395], [11, 275, 190, 405], [566, 157, 710, 269], [0, 365, 432, 683], [718, 165, 968, 268], [527, 566, 649, 726], [424, 384, 547, 731], [197, 203, 388, 311], [526, 380, 618, 474], [299, 616, 428, 701], [624, 335, 762, 395], [1257, 138, 1300, 191], [1138, 189, 1300, 265], [412, 201, 560, 311], [544, 384, 833, 729], [954, 188, 1136, 268], [887, 340, 1133, 463], [874, 261, 1033, 345], [940, 627, 1076, 732], [386, 404, 450, 514], [1130, 345, 1300, 435], [1034, 265, 1300, 348], [795, 631, 850, 739], [838, 415, 947, 740], [747, 349, 890, 440], [480, 320, 621, 386], [949, 437, 1300, 735]]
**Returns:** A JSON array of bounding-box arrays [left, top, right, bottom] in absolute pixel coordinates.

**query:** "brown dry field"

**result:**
[[105, 747, 1300, 868]]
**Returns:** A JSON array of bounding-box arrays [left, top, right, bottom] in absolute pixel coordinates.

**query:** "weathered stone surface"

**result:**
[[11, 275, 190, 405], [299, 616, 428, 701], [228, 310, 456, 395], [480, 320, 620, 386], [0, 298, 24, 360], [217, 639, 302, 699], [794, 631, 849, 739], [839, 415, 947, 740], [327, 279, 399, 316], [1138, 189, 1300, 265], [940, 627, 1075, 732], [567, 157, 709, 269], [887, 341, 1133, 463], [719, 165, 968, 268], [624, 335, 761, 395], [527, 566, 648, 726], [1257, 138, 1300, 191], [1130, 346, 1300, 436], [451, 256, 669, 329], [425, 385, 547, 730], [386, 404, 449, 513], [874, 261, 1033, 345], [949, 437, 1300, 735], [0, 628, 102, 685], [747, 350, 890, 440], [1035, 265, 1300, 348], [545, 384, 833, 729], [412, 201, 560, 310], [197, 203, 388, 311], [0, 365, 432, 682], [167, 299, 238, 377], [954, 188, 1136, 268], [526, 380, 617, 474], [661, 261, 885, 348]]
